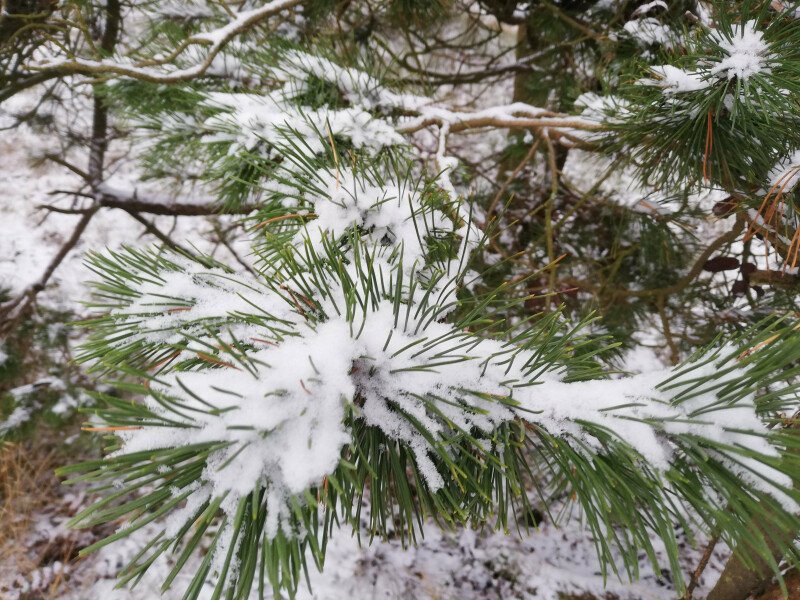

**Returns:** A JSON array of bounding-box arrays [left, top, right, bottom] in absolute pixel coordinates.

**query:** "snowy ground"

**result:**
[[0, 89, 251, 307], [5, 486, 727, 600]]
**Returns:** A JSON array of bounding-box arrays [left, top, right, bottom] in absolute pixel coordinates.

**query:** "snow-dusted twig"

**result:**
[[397, 103, 603, 139], [0, 207, 98, 333], [27, 0, 302, 84]]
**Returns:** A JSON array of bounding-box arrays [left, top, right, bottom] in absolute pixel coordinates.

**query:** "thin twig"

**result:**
[[0, 208, 98, 332], [123, 210, 200, 259], [657, 295, 679, 365], [685, 532, 721, 600], [544, 135, 559, 309], [486, 136, 542, 221]]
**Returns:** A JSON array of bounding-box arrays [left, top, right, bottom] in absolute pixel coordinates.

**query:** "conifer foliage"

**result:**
[[3, 1, 800, 598]]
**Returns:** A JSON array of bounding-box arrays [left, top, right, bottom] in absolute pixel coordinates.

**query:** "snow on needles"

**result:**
[[290, 167, 452, 267], [204, 90, 403, 156], [81, 27, 795, 588], [640, 64, 709, 94], [100, 255, 292, 349], [110, 254, 796, 562], [710, 20, 772, 81], [638, 20, 773, 95], [119, 317, 355, 537]]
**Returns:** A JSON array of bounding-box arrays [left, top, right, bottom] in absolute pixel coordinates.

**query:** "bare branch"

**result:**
[[749, 269, 800, 288], [95, 184, 256, 216], [123, 210, 203, 259], [0, 207, 98, 333], [397, 103, 603, 143], [26, 0, 302, 84]]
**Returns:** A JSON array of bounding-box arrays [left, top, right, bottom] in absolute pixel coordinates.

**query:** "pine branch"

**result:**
[[18, 4, 800, 599]]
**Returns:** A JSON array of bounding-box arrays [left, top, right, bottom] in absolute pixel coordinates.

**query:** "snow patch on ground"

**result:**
[[60, 503, 727, 600]]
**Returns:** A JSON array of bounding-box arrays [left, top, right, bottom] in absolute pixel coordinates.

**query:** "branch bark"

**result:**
[[749, 269, 800, 289], [94, 185, 257, 216]]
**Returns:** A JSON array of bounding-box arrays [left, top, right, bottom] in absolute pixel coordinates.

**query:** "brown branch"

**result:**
[[122, 210, 201, 259], [39, 182, 258, 217], [394, 61, 539, 86], [620, 212, 746, 299], [42, 153, 90, 180], [657, 295, 679, 365], [749, 269, 800, 289], [26, 0, 302, 85], [685, 532, 721, 600], [88, 0, 121, 186], [210, 219, 257, 276], [541, 135, 562, 309], [486, 136, 542, 221], [96, 188, 256, 215], [99, 0, 121, 56], [399, 114, 602, 137], [540, 1, 607, 42], [39, 182, 261, 220], [1, 0, 119, 332], [0, 69, 65, 103]]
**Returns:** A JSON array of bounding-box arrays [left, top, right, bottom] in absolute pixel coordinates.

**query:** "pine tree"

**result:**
[[3, 1, 800, 599]]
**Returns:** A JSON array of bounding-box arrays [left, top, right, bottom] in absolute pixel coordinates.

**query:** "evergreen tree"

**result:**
[[3, 1, 800, 599]]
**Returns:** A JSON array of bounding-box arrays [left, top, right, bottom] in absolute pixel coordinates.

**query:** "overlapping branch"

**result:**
[[21, 0, 302, 85], [398, 102, 603, 143]]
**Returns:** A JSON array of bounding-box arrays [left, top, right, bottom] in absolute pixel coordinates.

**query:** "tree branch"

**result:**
[[26, 0, 302, 84], [620, 212, 746, 299], [94, 184, 256, 215], [0, 207, 98, 332], [749, 269, 800, 288]]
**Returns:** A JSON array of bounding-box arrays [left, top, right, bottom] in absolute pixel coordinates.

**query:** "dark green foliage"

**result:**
[[613, 1, 800, 191], [0, 307, 88, 440]]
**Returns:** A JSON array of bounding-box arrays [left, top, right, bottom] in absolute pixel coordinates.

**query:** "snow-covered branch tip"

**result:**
[[75, 226, 800, 599]]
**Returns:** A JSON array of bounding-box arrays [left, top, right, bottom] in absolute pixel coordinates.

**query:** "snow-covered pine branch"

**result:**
[[7, 2, 800, 600], [72, 123, 800, 598]]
